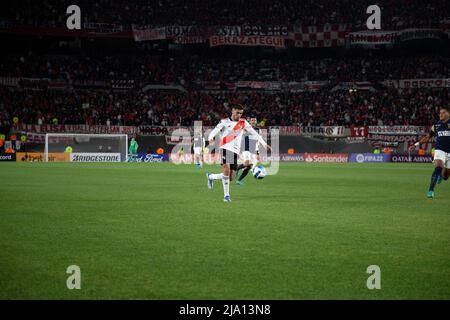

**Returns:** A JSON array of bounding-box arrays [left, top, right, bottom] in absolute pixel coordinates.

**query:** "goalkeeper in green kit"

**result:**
[[129, 137, 139, 162]]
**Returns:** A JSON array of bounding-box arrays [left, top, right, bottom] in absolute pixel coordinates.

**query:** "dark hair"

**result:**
[[232, 104, 244, 111], [441, 106, 449, 112]]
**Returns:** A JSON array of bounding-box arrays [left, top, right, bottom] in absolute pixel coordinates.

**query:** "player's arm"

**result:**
[[207, 121, 224, 145], [245, 124, 271, 151], [409, 125, 434, 151]]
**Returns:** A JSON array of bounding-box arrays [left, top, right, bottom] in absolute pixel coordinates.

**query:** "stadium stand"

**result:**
[[0, 0, 449, 129]]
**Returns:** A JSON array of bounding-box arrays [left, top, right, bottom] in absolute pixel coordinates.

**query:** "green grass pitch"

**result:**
[[0, 162, 449, 299]]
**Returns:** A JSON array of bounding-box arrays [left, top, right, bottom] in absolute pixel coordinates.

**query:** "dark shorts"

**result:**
[[221, 148, 238, 171]]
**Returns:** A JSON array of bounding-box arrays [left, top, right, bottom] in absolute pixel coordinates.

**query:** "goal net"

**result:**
[[44, 133, 128, 162]]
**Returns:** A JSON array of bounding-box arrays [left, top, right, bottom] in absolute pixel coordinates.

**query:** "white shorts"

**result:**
[[193, 147, 202, 155], [434, 149, 450, 168], [242, 151, 258, 165]]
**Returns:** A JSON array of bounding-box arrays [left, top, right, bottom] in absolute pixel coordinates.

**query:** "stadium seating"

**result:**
[[0, 0, 448, 28], [0, 85, 447, 127]]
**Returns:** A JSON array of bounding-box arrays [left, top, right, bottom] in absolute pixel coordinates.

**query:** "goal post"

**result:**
[[44, 133, 129, 162]]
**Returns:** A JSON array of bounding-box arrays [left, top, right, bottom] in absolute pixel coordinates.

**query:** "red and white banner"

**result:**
[[24, 132, 46, 143], [0, 77, 20, 87], [304, 153, 349, 163], [132, 25, 166, 42], [14, 124, 139, 135], [399, 28, 442, 41], [302, 126, 346, 137], [331, 81, 376, 92], [350, 126, 368, 138], [289, 24, 348, 47], [165, 25, 204, 37], [367, 134, 421, 143], [139, 126, 169, 136], [83, 22, 123, 34], [276, 126, 303, 136], [368, 126, 427, 135], [172, 36, 205, 44], [242, 24, 288, 37], [383, 78, 450, 89], [348, 30, 399, 45], [214, 26, 242, 36], [209, 35, 285, 48], [348, 28, 444, 46], [236, 81, 276, 89]]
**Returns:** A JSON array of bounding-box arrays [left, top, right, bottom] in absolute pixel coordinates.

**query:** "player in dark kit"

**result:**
[[410, 107, 450, 198], [236, 118, 260, 185]]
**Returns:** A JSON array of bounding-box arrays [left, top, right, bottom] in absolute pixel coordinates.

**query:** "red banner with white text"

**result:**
[[209, 35, 285, 48]]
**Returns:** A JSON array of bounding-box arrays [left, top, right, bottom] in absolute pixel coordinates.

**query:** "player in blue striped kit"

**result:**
[[236, 117, 260, 185], [410, 107, 450, 198]]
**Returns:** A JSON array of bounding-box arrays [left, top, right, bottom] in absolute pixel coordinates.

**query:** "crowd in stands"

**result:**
[[1, 0, 449, 130], [1, 53, 449, 84], [1, 0, 448, 29], [1, 85, 447, 128]]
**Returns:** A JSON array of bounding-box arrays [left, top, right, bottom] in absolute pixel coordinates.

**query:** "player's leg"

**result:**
[[236, 151, 252, 185], [222, 150, 239, 201], [129, 149, 135, 162], [443, 154, 450, 181], [207, 168, 223, 189], [237, 159, 251, 185], [229, 157, 238, 182], [194, 148, 202, 168], [443, 168, 450, 181], [206, 149, 229, 192], [221, 163, 231, 201], [194, 152, 199, 167], [239, 153, 259, 184], [221, 150, 238, 201], [236, 162, 247, 171], [236, 151, 248, 171], [206, 149, 234, 201], [427, 151, 445, 198], [198, 150, 203, 168]]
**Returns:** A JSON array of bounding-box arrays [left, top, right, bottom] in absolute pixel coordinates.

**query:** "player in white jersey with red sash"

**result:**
[[206, 104, 271, 202]]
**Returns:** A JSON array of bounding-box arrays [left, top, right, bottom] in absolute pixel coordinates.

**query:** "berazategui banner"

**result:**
[[209, 35, 285, 48]]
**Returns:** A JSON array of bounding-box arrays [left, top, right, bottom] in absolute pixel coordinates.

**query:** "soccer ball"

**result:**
[[252, 165, 266, 179]]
